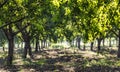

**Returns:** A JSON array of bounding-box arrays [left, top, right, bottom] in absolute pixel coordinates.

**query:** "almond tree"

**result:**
[[0, 0, 29, 65]]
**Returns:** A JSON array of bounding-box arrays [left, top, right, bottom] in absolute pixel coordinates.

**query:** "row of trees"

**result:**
[[0, 0, 120, 65]]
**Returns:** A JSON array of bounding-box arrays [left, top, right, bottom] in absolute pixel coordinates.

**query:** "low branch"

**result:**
[[14, 23, 30, 35], [15, 22, 26, 36], [0, 16, 26, 29], [107, 25, 119, 37], [0, 0, 8, 8], [110, 30, 119, 37]]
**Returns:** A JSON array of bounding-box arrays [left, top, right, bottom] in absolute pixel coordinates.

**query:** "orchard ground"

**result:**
[[0, 45, 120, 72]]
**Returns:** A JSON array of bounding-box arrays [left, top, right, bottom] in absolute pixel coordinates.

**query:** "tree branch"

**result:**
[[110, 29, 119, 37], [107, 25, 119, 37], [14, 23, 30, 36], [0, 16, 26, 29], [0, 0, 8, 8]]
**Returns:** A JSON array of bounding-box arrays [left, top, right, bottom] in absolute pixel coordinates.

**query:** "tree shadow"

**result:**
[[1, 48, 120, 72], [74, 65, 120, 72], [0, 64, 64, 72], [0, 57, 5, 65]]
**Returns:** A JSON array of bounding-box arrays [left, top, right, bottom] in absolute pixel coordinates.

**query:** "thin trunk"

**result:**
[[70, 41, 73, 47], [35, 39, 39, 52], [39, 40, 41, 51], [38, 44, 40, 51], [109, 37, 112, 47], [113, 39, 115, 45], [91, 42, 94, 51], [3, 46, 5, 52], [43, 40, 45, 48], [76, 37, 78, 47], [116, 37, 118, 47], [21, 42, 24, 48], [107, 39, 109, 46], [41, 40, 43, 48], [103, 39, 105, 47], [17, 43, 20, 48], [45, 41, 47, 48], [78, 37, 80, 49], [72, 40, 74, 47], [117, 30, 120, 58]]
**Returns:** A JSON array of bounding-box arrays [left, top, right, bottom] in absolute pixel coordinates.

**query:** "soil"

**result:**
[[0, 47, 119, 72]]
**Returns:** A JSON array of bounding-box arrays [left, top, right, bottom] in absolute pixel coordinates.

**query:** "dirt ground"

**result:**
[[0, 47, 119, 72]]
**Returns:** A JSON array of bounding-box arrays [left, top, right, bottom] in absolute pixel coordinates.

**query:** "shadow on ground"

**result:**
[[0, 48, 120, 72]]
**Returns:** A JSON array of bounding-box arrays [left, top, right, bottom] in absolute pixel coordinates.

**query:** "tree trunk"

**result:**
[[103, 39, 105, 47], [98, 38, 102, 52], [35, 39, 39, 52], [72, 40, 74, 47], [117, 30, 120, 58], [23, 41, 32, 58], [78, 37, 81, 49], [3, 25, 15, 65], [43, 40, 46, 48], [41, 40, 43, 48], [45, 41, 47, 48], [23, 42, 27, 58], [21, 42, 22, 48], [76, 37, 78, 47], [7, 37, 14, 65], [28, 42, 32, 58], [39, 40, 41, 51], [116, 37, 118, 47], [83, 43, 86, 51], [91, 42, 94, 51], [109, 37, 112, 47], [17, 43, 20, 48], [38, 44, 40, 51], [3, 47, 5, 52]]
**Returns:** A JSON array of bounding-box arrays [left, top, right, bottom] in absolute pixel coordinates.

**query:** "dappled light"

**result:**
[[0, 0, 120, 71], [0, 47, 120, 71]]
